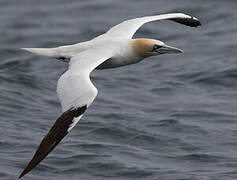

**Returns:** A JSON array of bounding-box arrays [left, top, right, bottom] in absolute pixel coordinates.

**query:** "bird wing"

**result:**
[[19, 47, 112, 179], [104, 13, 201, 39]]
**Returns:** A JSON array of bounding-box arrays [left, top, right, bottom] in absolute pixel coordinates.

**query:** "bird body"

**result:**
[[19, 13, 201, 178], [24, 38, 143, 68]]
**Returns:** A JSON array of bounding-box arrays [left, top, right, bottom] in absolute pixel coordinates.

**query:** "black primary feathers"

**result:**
[[170, 16, 201, 27], [19, 105, 87, 179]]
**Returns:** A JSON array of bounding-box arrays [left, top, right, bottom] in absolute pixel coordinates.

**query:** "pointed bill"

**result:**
[[157, 44, 183, 54]]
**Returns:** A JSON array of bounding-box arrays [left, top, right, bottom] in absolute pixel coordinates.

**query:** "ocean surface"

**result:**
[[1, 0, 237, 180]]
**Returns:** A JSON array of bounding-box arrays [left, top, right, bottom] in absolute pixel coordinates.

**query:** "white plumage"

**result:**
[[57, 48, 112, 112], [19, 13, 201, 179], [104, 13, 198, 39]]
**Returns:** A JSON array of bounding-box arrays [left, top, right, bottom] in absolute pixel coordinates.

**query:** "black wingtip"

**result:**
[[18, 105, 87, 178], [18, 171, 25, 179], [191, 17, 202, 27], [18, 169, 26, 179], [171, 16, 202, 27]]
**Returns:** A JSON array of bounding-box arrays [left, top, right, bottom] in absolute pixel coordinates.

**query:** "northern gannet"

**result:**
[[19, 13, 201, 178]]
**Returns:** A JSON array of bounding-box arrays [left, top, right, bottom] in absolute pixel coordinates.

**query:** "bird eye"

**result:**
[[152, 44, 162, 51]]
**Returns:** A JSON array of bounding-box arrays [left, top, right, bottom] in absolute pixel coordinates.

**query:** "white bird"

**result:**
[[19, 13, 201, 178]]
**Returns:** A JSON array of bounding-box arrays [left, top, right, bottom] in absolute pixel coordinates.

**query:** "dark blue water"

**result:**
[[1, 0, 237, 180]]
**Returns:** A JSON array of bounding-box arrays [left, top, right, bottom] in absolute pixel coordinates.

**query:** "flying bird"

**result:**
[[19, 13, 201, 178]]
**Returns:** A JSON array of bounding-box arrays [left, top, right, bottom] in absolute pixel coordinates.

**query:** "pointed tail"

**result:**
[[21, 48, 58, 58]]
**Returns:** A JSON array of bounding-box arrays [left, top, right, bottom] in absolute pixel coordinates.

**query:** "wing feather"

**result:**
[[19, 106, 87, 179], [19, 48, 112, 179], [104, 13, 201, 39]]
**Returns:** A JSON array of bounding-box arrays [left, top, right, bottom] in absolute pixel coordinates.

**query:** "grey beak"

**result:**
[[157, 44, 183, 54]]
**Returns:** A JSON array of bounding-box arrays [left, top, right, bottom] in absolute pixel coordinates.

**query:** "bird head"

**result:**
[[132, 38, 183, 58]]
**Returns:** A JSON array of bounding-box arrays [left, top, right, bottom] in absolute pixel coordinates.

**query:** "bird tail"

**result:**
[[21, 48, 58, 58]]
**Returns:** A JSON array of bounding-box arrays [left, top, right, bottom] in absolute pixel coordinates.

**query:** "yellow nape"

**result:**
[[132, 38, 157, 57]]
